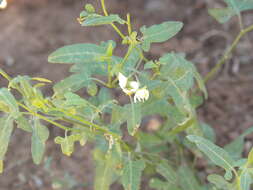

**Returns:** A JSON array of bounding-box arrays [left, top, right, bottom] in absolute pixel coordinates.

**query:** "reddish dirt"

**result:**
[[0, 0, 253, 189]]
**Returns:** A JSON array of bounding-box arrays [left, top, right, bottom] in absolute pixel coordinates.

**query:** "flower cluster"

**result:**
[[118, 73, 149, 103]]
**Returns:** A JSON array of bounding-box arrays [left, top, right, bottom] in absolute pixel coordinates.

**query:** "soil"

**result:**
[[0, 0, 253, 189]]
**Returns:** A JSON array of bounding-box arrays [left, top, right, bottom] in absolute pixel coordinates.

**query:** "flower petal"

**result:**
[[118, 72, 128, 89], [129, 81, 139, 92], [134, 88, 149, 103]]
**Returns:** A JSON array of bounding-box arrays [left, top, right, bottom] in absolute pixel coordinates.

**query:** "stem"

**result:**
[[0, 69, 12, 81], [111, 45, 135, 86], [64, 112, 120, 138], [127, 13, 132, 35], [106, 62, 113, 87], [204, 23, 253, 83], [100, 0, 125, 39], [19, 103, 76, 131], [120, 45, 134, 68], [90, 77, 110, 88]]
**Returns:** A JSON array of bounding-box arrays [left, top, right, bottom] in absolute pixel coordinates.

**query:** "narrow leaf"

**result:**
[[187, 135, 235, 179], [240, 170, 252, 190], [126, 102, 142, 136], [178, 166, 202, 190], [0, 88, 18, 113], [225, 127, 253, 160], [141, 21, 183, 52], [48, 43, 108, 64], [94, 150, 116, 190], [156, 162, 177, 184], [122, 159, 146, 190], [149, 178, 180, 190], [208, 8, 235, 23], [207, 174, 232, 190], [208, 0, 253, 23], [247, 148, 253, 166], [15, 116, 32, 132], [31, 119, 49, 164], [0, 116, 14, 160], [82, 14, 125, 26], [53, 74, 90, 96], [64, 92, 88, 106]]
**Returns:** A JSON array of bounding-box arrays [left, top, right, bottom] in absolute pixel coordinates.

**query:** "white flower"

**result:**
[[128, 81, 139, 93], [118, 72, 149, 103], [0, 0, 7, 9], [118, 73, 128, 90], [118, 72, 139, 95], [134, 88, 149, 103]]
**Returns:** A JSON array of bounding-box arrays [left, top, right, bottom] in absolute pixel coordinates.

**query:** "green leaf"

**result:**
[[193, 68, 208, 99], [208, 0, 253, 23], [156, 162, 177, 184], [0, 116, 14, 161], [55, 136, 72, 156], [82, 14, 125, 26], [126, 102, 142, 136], [178, 166, 202, 190], [225, 127, 253, 160], [159, 53, 207, 98], [168, 117, 195, 137], [141, 98, 173, 117], [87, 82, 98, 96], [85, 4, 95, 13], [144, 61, 157, 70], [187, 135, 235, 179], [149, 178, 180, 190], [207, 174, 232, 190], [140, 21, 183, 52], [122, 158, 146, 190], [149, 178, 169, 190], [48, 43, 108, 64], [111, 104, 126, 125], [8, 76, 33, 99], [123, 47, 141, 75], [31, 119, 49, 164], [240, 170, 252, 190], [208, 8, 235, 23], [15, 115, 32, 132], [93, 150, 116, 190], [246, 148, 253, 166], [200, 123, 216, 142], [0, 88, 18, 114], [64, 92, 88, 107], [225, 0, 253, 12], [56, 136, 74, 156], [53, 74, 90, 96], [97, 88, 112, 105], [55, 133, 86, 156]]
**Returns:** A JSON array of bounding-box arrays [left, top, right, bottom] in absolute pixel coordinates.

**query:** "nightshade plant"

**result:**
[[0, 0, 253, 189]]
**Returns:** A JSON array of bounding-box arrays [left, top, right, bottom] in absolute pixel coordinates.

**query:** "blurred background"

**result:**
[[0, 0, 253, 189]]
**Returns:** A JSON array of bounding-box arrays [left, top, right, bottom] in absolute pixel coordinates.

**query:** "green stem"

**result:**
[[19, 103, 76, 131], [100, 0, 125, 39], [106, 62, 113, 87], [111, 45, 135, 86], [90, 77, 110, 88], [120, 45, 134, 68], [0, 69, 12, 81], [138, 49, 149, 63], [204, 23, 253, 83], [127, 13, 132, 35], [64, 112, 119, 138]]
